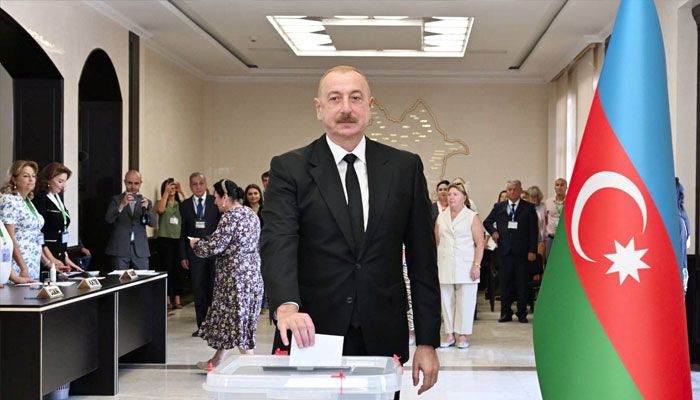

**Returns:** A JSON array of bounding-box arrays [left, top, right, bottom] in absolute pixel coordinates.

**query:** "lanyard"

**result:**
[[555, 200, 564, 216], [0, 224, 7, 247], [24, 198, 40, 222], [53, 193, 68, 229]]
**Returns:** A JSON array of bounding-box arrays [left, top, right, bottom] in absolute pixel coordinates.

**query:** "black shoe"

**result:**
[[192, 330, 199, 337], [498, 315, 512, 323], [517, 315, 528, 323]]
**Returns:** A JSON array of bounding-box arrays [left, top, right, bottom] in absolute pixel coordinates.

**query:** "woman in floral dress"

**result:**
[[190, 179, 263, 370], [0, 160, 50, 280]]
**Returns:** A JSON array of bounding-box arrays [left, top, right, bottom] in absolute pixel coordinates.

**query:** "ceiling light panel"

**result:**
[[268, 15, 474, 58]]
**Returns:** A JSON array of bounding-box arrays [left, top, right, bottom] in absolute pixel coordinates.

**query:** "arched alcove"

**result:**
[[0, 8, 63, 169], [78, 49, 122, 269]]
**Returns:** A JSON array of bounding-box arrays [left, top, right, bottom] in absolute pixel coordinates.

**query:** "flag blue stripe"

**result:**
[[597, 0, 681, 268]]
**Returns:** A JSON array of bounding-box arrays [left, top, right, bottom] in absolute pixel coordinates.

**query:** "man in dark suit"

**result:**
[[483, 179, 538, 323], [104, 170, 156, 269], [260, 66, 440, 397], [179, 172, 221, 336]]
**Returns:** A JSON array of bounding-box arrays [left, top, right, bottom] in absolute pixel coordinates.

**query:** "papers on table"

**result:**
[[107, 270, 160, 276], [62, 271, 100, 277], [13, 281, 76, 287], [289, 334, 344, 368], [68, 277, 105, 281]]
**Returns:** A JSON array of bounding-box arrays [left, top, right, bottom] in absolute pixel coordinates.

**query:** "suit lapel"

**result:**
[[360, 139, 391, 258], [308, 136, 356, 253], [514, 201, 525, 219]]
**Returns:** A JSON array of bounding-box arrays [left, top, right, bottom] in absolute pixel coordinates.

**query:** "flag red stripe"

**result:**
[[565, 92, 690, 399]]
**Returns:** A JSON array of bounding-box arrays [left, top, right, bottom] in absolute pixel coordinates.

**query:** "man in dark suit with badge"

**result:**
[[179, 172, 220, 336], [261, 66, 440, 398], [483, 180, 538, 323]]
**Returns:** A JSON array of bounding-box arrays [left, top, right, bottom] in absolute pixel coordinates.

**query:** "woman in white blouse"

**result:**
[[435, 183, 485, 349]]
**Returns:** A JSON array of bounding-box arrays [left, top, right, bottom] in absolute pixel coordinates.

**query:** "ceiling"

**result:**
[[87, 0, 620, 83]]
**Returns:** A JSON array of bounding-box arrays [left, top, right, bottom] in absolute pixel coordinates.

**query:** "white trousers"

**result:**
[[440, 283, 478, 335]]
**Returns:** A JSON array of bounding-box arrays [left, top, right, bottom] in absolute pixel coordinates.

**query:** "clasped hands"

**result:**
[[275, 304, 439, 395]]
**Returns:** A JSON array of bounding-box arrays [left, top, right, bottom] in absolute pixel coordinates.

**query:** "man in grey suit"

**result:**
[[105, 170, 156, 269]]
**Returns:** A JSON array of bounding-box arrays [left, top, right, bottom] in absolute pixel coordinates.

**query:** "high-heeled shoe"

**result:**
[[174, 303, 183, 309], [439, 338, 456, 348]]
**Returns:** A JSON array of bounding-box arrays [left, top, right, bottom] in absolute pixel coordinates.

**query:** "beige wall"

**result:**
[[1, 0, 130, 245], [204, 80, 549, 215], [657, 0, 698, 253], [139, 45, 205, 207]]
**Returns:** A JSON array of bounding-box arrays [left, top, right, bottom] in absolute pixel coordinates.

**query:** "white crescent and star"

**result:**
[[570, 171, 650, 285]]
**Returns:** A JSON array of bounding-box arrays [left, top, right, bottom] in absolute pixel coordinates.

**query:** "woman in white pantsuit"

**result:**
[[435, 183, 485, 349]]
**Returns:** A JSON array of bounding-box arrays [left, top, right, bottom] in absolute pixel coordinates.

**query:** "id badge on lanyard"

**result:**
[[195, 220, 206, 229], [62, 231, 70, 244], [1, 246, 10, 263]]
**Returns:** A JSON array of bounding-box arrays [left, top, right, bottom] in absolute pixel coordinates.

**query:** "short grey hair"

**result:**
[[507, 179, 522, 187], [189, 172, 206, 182]]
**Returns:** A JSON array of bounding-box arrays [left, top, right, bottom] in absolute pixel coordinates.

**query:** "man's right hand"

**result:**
[[119, 192, 134, 209], [491, 232, 499, 242], [180, 259, 190, 270], [276, 304, 315, 348]]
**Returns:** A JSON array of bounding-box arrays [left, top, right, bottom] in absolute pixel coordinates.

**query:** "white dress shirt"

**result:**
[[508, 198, 521, 218], [326, 134, 369, 230], [193, 193, 207, 216]]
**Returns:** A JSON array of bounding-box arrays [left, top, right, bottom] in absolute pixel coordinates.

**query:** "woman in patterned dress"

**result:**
[[190, 179, 264, 370], [0, 160, 62, 280]]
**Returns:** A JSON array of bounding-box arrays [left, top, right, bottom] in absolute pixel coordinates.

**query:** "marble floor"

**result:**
[[70, 294, 700, 399]]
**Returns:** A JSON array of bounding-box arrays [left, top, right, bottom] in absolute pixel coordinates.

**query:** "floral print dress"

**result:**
[[0, 193, 44, 280], [193, 205, 263, 350]]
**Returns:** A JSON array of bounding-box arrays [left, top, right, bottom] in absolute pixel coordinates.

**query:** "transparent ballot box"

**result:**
[[203, 355, 402, 399]]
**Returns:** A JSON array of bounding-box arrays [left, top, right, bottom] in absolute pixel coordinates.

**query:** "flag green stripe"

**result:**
[[533, 218, 641, 399]]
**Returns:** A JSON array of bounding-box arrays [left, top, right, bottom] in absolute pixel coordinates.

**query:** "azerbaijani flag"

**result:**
[[533, 0, 691, 398]]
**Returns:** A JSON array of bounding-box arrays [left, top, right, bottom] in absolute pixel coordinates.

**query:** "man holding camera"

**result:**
[[105, 170, 156, 269]]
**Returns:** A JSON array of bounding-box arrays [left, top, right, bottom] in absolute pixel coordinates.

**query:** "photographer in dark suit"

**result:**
[[261, 66, 440, 398], [104, 170, 156, 270], [483, 180, 538, 323], [179, 172, 221, 336]]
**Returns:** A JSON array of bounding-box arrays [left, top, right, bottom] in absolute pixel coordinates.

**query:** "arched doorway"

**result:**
[[0, 8, 63, 169], [78, 49, 122, 269]]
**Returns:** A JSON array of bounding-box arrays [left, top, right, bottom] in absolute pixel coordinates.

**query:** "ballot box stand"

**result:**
[[203, 355, 402, 399]]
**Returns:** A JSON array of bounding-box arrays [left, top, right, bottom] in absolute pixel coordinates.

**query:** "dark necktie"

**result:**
[[343, 153, 364, 254], [510, 202, 516, 219], [197, 198, 204, 219]]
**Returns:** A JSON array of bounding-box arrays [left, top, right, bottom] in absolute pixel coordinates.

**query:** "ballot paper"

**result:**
[[289, 334, 344, 368]]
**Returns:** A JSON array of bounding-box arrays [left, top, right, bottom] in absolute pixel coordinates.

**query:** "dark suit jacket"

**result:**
[[260, 134, 441, 362], [179, 194, 220, 261], [33, 192, 70, 258], [483, 200, 538, 257], [104, 193, 156, 257]]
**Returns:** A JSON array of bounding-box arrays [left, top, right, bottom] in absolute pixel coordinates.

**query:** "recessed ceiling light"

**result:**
[[334, 16, 368, 19], [268, 15, 474, 57]]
